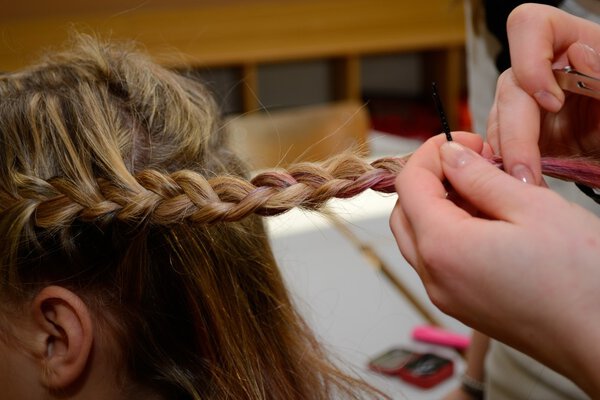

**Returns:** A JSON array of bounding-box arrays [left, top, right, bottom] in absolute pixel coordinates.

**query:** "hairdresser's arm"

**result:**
[[442, 331, 489, 400], [390, 132, 600, 397], [487, 4, 600, 184]]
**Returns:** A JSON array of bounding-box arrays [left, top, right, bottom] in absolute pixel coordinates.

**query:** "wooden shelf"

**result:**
[[2, 1, 464, 68], [0, 0, 466, 154]]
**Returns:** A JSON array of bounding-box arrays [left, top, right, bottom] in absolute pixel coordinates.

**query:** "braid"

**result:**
[[8, 155, 407, 228], [9, 152, 600, 230]]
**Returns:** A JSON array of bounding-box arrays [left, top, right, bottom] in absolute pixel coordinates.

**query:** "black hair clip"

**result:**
[[431, 82, 453, 142]]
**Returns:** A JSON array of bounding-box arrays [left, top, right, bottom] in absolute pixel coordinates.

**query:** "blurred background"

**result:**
[[1, 1, 470, 398], [1, 0, 469, 168]]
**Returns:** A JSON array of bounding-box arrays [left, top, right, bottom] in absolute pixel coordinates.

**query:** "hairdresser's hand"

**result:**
[[390, 132, 600, 396], [487, 4, 600, 184]]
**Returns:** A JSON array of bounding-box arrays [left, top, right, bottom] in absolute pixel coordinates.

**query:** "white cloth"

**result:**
[[485, 340, 587, 400]]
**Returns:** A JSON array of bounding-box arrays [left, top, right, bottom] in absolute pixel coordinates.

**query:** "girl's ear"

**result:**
[[30, 286, 93, 389]]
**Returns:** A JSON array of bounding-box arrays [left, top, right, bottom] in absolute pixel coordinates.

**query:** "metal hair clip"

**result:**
[[554, 66, 600, 202], [554, 66, 600, 100]]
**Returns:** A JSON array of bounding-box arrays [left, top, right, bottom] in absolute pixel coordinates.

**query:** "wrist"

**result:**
[[460, 373, 485, 400]]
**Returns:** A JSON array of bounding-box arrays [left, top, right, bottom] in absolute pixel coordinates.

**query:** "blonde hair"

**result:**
[[0, 36, 391, 399]]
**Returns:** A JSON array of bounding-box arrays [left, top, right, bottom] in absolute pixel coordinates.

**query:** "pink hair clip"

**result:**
[[412, 325, 470, 351]]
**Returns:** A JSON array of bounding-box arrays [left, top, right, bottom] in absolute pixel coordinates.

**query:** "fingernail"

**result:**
[[580, 43, 600, 72], [440, 141, 476, 168], [511, 164, 535, 184], [533, 90, 562, 112]]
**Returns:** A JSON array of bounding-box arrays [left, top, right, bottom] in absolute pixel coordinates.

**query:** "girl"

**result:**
[[0, 36, 389, 399]]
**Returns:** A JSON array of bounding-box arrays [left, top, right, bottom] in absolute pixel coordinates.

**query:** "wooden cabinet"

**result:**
[[1, 0, 464, 111], [1, 1, 465, 165]]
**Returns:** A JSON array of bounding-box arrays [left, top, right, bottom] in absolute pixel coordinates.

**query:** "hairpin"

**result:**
[[431, 82, 452, 142]]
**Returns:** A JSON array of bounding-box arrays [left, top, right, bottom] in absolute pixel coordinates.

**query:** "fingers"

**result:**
[[392, 132, 486, 272], [392, 134, 518, 314], [486, 100, 500, 154], [492, 5, 600, 184], [480, 142, 494, 159], [507, 4, 570, 112], [391, 131, 579, 330], [507, 4, 600, 111], [390, 134, 552, 319], [488, 70, 542, 184], [566, 42, 600, 75], [389, 201, 418, 267], [395, 133, 546, 254], [439, 141, 547, 222], [393, 134, 484, 258]]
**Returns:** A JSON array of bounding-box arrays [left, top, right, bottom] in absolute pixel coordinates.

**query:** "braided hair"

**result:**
[[0, 35, 386, 399]]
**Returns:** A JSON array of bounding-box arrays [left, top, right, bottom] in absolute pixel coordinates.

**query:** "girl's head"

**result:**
[[0, 36, 378, 399]]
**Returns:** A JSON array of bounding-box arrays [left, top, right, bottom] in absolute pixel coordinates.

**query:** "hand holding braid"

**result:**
[[10, 150, 600, 228]]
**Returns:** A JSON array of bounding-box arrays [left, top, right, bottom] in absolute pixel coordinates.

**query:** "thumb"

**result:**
[[440, 141, 542, 222]]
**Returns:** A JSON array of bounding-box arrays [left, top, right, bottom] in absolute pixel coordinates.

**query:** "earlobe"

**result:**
[[31, 286, 93, 389]]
